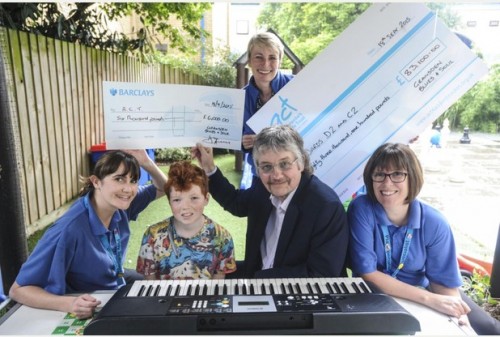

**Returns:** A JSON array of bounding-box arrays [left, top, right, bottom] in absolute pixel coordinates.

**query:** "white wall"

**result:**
[[452, 3, 500, 65], [211, 3, 263, 56]]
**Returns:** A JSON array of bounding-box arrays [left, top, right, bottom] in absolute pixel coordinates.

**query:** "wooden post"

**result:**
[[234, 64, 248, 173], [234, 151, 243, 172], [236, 64, 248, 89]]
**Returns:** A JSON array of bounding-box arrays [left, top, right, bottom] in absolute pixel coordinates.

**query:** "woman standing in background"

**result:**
[[240, 31, 294, 189]]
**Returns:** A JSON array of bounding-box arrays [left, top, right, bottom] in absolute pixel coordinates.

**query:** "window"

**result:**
[[236, 20, 249, 35], [156, 44, 168, 54]]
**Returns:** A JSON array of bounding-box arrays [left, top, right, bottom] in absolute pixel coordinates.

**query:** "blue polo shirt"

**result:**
[[348, 195, 461, 289], [242, 71, 294, 177], [16, 184, 157, 294]]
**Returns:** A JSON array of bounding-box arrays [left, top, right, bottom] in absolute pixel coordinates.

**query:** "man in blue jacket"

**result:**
[[193, 125, 348, 278]]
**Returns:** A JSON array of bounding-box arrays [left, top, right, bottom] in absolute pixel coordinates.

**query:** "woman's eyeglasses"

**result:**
[[371, 171, 408, 183]]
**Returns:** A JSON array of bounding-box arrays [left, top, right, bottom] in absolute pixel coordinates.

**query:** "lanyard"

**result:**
[[381, 225, 413, 278], [99, 230, 125, 287], [83, 195, 125, 287]]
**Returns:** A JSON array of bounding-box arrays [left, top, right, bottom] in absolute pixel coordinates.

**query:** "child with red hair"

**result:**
[[137, 161, 236, 279]]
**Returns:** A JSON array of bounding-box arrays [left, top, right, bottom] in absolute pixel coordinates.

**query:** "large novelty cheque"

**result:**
[[103, 82, 245, 150], [247, 3, 488, 202]]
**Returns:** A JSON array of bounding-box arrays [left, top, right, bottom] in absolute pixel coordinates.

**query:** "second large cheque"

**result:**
[[103, 82, 245, 150], [247, 3, 489, 202]]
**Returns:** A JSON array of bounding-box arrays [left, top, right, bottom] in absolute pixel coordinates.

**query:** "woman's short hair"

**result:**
[[164, 161, 208, 200], [80, 150, 141, 196], [247, 32, 284, 62], [253, 124, 313, 176], [363, 143, 424, 203]]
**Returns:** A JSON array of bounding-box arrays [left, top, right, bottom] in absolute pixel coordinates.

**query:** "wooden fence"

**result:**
[[0, 27, 202, 236]]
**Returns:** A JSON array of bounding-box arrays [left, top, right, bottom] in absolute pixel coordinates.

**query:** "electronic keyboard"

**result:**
[[84, 277, 421, 335]]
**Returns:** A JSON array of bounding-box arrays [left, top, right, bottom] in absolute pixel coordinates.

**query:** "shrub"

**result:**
[[155, 45, 238, 89], [155, 148, 191, 163]]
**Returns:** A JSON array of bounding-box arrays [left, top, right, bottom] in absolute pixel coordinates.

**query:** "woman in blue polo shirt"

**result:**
[[240, 32, 293, 189], [348, 142, 500, 335], [9, 150, 167, 319]]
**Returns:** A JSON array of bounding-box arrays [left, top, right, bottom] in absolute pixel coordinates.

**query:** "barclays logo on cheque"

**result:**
[[109, 88, 155, 97]]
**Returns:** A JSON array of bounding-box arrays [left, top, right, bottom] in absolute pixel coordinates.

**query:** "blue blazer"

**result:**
[[208, 168, 349, 278]]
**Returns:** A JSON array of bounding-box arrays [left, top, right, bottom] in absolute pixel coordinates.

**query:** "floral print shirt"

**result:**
[[136, 216, 236, 279]]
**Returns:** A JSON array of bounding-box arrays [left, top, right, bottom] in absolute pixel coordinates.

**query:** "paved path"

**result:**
[[411, 131, 500, 261]]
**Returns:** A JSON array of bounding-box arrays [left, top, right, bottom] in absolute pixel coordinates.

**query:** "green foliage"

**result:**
[[103, 2, 210, 55], [0, 2, 210, 56], [257, 3, 463, 66], [343, 197, 352, 212], [0, 3, 113, 47], [287, 32, 335, 67], [154, 147, 233, 165], [444, 64, 500, 132], [464, 270, 498, 306], [426, 3, 462, 29], [155, 148, 191, 163], [155, 45, 238, 88], [196, 56, 237, 88], [257, 3, 370, 64], [27, 226, 48, 253]]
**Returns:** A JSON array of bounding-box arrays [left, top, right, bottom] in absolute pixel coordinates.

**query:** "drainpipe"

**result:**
[[200, 15, 205, 64]]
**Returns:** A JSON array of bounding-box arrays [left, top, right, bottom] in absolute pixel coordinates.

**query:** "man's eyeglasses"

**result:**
[[258, 158, 298, 174], [371, 171, 408, 183]]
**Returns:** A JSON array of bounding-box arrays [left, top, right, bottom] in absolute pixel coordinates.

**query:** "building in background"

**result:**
[[207, 3, 500, 66], [110, 3, 263, 63], [211, 2, 262, 56], [451, 3, 500, 66], [110, 3, 499, 66]]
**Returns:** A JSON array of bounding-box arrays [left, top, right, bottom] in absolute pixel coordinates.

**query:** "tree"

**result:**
[[104, 3, 210, 54], [257, 3, 463, 66], [0, 2, 211, 56], [155, 45, 239, 89], [445, 64, 500, 133], [257, 3, 370, 65], [426, 3, 462, 30]]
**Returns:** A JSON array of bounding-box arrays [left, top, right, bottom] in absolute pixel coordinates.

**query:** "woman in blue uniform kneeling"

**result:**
[[348, 142, 500, 335], [9, 150, 167, 319]]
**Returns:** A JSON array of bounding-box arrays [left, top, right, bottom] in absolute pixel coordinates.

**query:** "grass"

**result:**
[[125, 154, 247, 269]]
